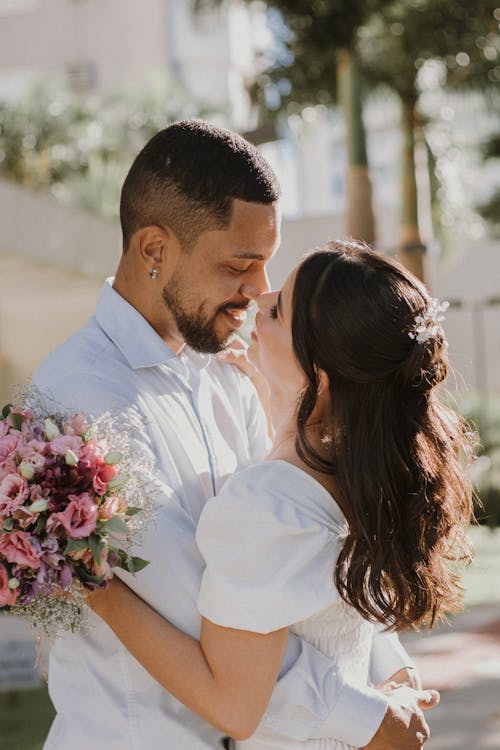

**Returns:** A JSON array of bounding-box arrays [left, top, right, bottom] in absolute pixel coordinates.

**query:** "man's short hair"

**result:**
[[120, 119, 281, 251]]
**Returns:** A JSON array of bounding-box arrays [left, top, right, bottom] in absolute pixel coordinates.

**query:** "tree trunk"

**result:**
[[337, 48, 376, 245], [398, 98, 426, 281]]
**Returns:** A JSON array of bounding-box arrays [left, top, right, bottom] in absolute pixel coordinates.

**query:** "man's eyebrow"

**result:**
[[229, 251, 266, 260]]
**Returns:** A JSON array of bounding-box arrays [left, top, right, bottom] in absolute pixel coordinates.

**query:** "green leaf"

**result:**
[[116, 549, 130, 567], [65, 537, 89, 555], [34, 514, 47, 535], [2, 518, 14, 532], [74, 565, 105, 586], [88, 533, 105, 565], [114, 550, 142, 574], [9, 412, 24, 430], [128, 556, 150, 573], [1, 403, 13, 419], [99, 516, 129, 536], [124, 506, 142, 517]]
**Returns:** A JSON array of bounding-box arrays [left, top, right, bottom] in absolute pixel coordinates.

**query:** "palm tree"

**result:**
[[197, 0, 394, 244], [357, 0, 499, 278]]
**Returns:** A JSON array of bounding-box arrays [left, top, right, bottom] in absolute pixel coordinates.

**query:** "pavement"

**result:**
[[1, 603, 500, 747], [401, 601, 500, 750]]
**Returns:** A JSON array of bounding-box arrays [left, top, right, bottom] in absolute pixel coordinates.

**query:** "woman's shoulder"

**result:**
[[211, 459, 346, 534], [197, 460, 345, 632]]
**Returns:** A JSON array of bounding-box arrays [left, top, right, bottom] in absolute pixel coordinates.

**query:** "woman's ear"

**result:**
[[317, 368, 330, 398]]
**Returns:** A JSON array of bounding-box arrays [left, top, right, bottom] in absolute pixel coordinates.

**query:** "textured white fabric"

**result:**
[[197, 461, 381, 750]]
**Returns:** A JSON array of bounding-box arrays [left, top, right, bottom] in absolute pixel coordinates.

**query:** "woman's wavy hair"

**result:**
[[291, 240, 475, 630]]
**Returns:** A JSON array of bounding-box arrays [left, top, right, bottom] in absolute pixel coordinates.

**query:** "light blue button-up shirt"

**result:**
[[34, 281, 407, 750]]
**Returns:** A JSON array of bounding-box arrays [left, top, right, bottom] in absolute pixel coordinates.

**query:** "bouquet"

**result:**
[[0, 402, 153, 633]]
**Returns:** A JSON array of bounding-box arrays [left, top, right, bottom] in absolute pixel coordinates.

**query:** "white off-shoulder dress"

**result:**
[[196, 460, 375, 750]]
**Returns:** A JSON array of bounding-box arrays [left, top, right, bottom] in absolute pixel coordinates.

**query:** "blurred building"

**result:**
[[0, 0, 267, 130], [0, 0, 403, 228], [0, 0, 499, 402]]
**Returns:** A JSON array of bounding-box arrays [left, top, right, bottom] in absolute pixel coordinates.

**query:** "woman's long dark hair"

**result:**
[[292, 240, 475, 630]]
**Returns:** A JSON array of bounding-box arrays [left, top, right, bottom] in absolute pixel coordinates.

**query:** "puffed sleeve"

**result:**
[[196, 461, 345, 633]]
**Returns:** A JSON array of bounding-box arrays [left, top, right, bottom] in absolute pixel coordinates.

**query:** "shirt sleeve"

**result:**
[[196, 465, 340, 632], [370, 625, 417, 684], [261, 636, 389, 748]]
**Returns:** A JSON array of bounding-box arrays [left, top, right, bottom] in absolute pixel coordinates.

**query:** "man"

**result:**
[[35, 120, 434, 750]]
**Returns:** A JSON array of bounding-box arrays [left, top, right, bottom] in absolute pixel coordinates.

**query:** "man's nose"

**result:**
[[240, 267, 270, 300]]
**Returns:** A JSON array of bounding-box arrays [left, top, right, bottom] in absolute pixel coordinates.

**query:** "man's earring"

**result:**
[[149, 268, 158, 280]]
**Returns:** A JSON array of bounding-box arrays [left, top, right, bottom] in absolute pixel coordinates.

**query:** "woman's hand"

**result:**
[[217, 338, 273, 439]]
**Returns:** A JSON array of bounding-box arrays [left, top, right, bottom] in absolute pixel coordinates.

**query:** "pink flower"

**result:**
[[92, 463, 119, 495], [0, 531, 41, 569], [0, 422, 8, 440], [16, 437, 47, 461], [0, 474, 30, 518], [18, 452, 46, 475], [50, 435, 83, 456], [12, 505, 40, 530], [51, 493, 98, 539], [0, 562, 19, 606], [99, 494, 127, 521], [92, 546, 112, 579], [0, 433, 20, 461], [62, 414, 89, 437]]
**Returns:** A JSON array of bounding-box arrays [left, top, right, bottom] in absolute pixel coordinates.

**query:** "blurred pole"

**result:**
[[473, 302, 487, 400], [336, 48, 376, 245]]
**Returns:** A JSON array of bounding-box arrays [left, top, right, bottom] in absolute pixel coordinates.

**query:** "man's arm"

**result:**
[[371, 625, 419, 688], [259, 635, 436, 749]]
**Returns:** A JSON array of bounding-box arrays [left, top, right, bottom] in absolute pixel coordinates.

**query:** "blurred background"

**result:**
[[0, 1, 499, 748]]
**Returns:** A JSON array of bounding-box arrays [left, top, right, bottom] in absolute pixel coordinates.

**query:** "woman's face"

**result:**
[[248, 268, 305, 397]]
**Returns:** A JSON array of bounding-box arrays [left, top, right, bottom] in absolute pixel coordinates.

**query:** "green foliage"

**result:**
[[460, 395, 500, 527], [0, 687, 55, 750], [0, 74, 209, 217], [238, 0, 395, 115], [358, 0, 499, 104], [477, 133, 500, 232]]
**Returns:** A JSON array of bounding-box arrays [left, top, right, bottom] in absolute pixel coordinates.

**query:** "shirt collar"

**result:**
[[95, 279, 190, 370]]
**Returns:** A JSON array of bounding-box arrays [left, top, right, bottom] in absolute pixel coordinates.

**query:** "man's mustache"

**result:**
[[218, 301, 254, 314]]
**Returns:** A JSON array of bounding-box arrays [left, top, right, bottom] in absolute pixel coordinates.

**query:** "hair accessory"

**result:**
[[149, 268, 158, 280], [408, 298, 449, 344]]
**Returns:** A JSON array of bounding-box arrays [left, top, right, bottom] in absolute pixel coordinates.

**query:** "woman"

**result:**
[[91, 240, 474, 748]]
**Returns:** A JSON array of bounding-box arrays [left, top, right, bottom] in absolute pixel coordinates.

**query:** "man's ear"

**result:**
[[133, 224, 182, 277], [136, 226, 166, 268]]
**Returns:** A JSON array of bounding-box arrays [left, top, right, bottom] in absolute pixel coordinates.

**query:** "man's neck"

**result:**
[[112, 272, 185, 354]]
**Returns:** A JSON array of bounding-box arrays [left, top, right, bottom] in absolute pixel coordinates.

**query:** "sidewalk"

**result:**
[[401, 601, 500, 750]]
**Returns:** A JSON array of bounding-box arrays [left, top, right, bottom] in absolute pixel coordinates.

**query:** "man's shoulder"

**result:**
[[37, 319, 106, 379], [33, 319, 130, 414]]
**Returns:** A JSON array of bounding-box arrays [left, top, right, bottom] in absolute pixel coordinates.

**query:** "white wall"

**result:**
[[0, 0, 168, 97], [0, 178, 121, 276]]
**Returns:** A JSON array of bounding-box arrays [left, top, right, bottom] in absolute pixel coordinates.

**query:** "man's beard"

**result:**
[[162, 277, 244, 354]]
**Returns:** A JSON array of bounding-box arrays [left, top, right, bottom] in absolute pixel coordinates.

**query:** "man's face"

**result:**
[[162, 199, 281, 353]]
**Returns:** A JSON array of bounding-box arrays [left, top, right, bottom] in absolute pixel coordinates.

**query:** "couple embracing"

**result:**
[[35, 120, 473, 750]]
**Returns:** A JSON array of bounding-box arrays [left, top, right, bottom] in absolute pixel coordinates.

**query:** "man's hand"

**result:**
[[362, 684, 440, 750], [379, 666, 421, 691]]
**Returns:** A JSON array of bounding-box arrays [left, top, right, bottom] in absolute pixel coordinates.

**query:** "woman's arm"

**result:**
[[90, 578, 288, 740]]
